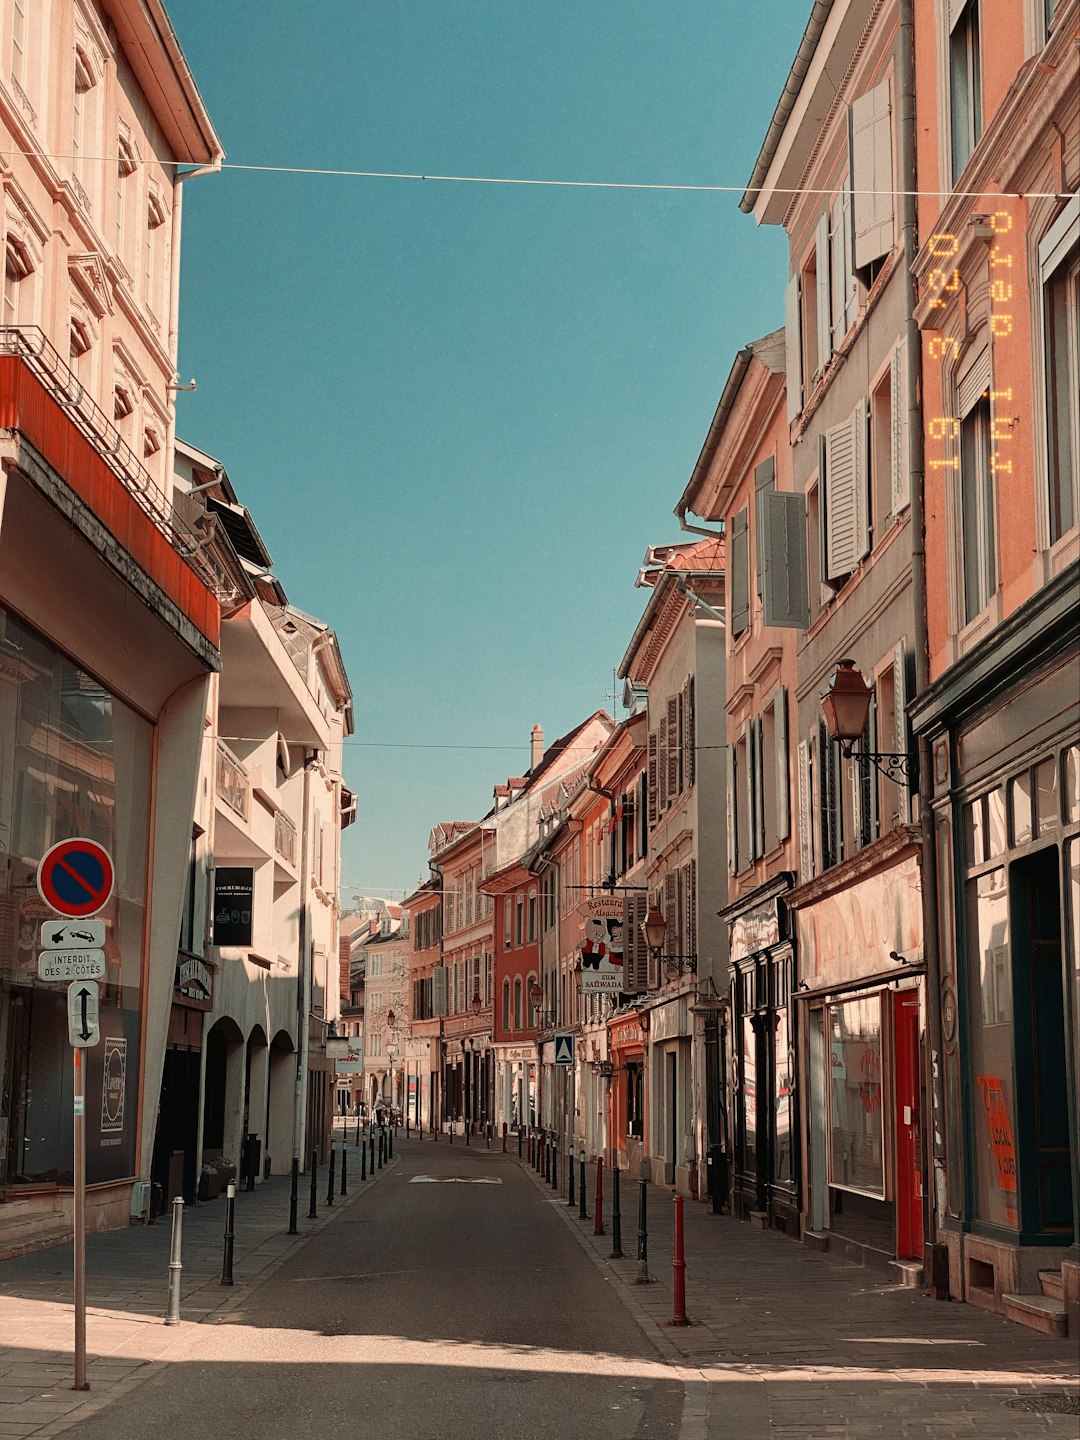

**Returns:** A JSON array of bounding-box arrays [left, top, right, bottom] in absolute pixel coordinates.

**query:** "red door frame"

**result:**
[[893, 989, 924, 1261]]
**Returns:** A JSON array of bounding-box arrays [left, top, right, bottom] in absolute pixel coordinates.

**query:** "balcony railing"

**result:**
[[274, 809, 297, 866], [216, 741, 249, 820], [0, 326, 230, 601]]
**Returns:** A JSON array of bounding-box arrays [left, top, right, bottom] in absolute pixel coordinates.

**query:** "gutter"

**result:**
[[674, 345, 754, 529], [740, 0, 837, 215]]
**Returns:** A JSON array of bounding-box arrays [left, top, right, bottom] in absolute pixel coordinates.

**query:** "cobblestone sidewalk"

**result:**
[[524, 1149, 1080, 1440]]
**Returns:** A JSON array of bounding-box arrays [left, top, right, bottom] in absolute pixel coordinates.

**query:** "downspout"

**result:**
[[899, 0, 947, 1294], [166, 160, 221, 485], [294, 750, 316, 1173]]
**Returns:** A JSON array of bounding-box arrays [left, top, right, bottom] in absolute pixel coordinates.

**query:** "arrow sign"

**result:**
[[554, 1032, 575, 1066], [67, 980, 100, 1049]]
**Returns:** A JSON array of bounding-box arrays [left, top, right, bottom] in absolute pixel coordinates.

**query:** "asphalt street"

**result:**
[[62, 1139, 686, 1440]]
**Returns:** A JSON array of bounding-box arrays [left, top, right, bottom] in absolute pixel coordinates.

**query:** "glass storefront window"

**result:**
[[0, 609, 150, 1189], [986, 787, 1007, 859], [1009, 773, 1032, 846], [965, 798, 986, 866], [827, 994, 885, 1198], [1065, 746, 1079, 823], [1068, 840, 1080, 1149], [966, 867, 1018, 1230], [1035, 758, 1059, 836]]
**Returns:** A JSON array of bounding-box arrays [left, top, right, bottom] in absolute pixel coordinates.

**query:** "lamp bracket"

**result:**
[[838, 746, 913, 784]]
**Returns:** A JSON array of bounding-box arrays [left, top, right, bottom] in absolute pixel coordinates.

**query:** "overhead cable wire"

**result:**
[[0, 148, 1065, 200]]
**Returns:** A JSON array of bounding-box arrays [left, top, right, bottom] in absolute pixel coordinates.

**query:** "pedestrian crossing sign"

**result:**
[[554, 1033, 574, 1066]]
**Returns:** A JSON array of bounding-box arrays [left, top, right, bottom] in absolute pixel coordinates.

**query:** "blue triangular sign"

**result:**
[[554, 1033, 574, 1065]]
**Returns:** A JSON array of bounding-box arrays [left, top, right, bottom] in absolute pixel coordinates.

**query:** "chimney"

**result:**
[[531, 724, 544, 770]]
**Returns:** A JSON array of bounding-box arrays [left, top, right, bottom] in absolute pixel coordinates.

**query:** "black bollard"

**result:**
[[635, 1178, 650, 1284], [221, 1181, 235, 1285], [465, 1120, 470, 1147], [360, 1133, 367, 1180], [288, 1156, 299, 1235], [486, 1123, 491, 1150], [579, 1151, 588, 1219], [551, 1140, 558, 1191], [518, 1127, 523, 1161], [340, 1144, 347, 1196], [378, 1131, 384, 1169], [610, 1160, 623, 1259], [388, 1126, 394, 1160], [355, 1114, 361, 1147], [369, 1130, 375, 1175], [326, 1147, 336, 1207], [567, 1149, 576, 1207], [308, 1148, 318, 1219], [543, 1134, 551, 1184]]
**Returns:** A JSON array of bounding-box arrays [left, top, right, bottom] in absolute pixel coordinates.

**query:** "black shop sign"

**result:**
[[213, 867, 254, 947]]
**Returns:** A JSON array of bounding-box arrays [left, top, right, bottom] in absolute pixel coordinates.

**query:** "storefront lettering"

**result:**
[[976, 1074, 1018, 1225]]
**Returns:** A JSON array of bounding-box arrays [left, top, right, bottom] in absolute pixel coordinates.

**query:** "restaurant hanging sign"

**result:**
[[577, 897, 624, 994], [212, 867, 254, 947]]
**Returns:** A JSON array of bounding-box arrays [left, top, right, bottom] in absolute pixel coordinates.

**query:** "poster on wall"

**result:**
[[212, 868, 254, 947]]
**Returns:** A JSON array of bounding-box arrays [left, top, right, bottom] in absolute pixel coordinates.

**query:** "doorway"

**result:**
[[1011, 849, 1072, 1239]]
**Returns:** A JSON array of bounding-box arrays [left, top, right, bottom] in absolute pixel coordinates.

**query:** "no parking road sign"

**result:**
[[37, 838, 114, 919]]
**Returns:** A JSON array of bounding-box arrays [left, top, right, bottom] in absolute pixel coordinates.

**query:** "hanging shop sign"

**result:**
[[212, 867, 254, 947], [577, 897, 625, 994]]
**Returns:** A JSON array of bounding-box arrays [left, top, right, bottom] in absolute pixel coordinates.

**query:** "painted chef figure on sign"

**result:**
[[580, 915, 623, 971]]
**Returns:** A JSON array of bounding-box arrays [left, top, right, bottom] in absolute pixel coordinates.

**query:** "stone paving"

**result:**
[[523, 1147, 1080, 1440], [0, 1131, 1077, 1440]]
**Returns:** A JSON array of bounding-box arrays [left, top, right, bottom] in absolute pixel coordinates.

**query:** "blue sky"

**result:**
[[165, 1, 805, 901]]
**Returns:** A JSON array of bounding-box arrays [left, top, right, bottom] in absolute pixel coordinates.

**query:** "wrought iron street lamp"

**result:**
[[819, 658, 913, 783], [529, 979, 555, 1030], [641, 905, 697, 976]]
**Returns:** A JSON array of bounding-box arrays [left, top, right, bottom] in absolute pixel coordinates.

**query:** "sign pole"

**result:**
[[72, 1045, 89, 1391]]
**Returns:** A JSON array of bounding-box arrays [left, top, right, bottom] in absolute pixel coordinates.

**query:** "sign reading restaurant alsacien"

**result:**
[[577, 896, 624, 994]]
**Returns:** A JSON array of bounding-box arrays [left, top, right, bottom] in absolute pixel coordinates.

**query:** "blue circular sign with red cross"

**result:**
[[36, 838, 115, 918]]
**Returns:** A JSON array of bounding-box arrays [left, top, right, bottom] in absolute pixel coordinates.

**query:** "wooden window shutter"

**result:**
[[815, 210, 832, 375], [761, 489, 810, 630], [685, 858, 697, 962], [824, 400, 869, 581], [890, 338, 910, 515], [687, 676, 696, 788], [774, 686, 790, 842], [638, 771, 649, 858], [754, 717, 767, 860], [670, 693, 682, 796], [658, 716, 669, 811], [647, 730, 658, 826], [785, 273, 803, 421], [727, 744, 738, 875], [831, 182, 858, 345], [894, 640, 911, 822], [754, 457, 776, 597], [665, 871, 678, 954], [818, 720, 838, 870], [850, 78, 894, 272], [797, 738, 812, 879], [623, 893, 648, 993], [730, 507, 750, 636]]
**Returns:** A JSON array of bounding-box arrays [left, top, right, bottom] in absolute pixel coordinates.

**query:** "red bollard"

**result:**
[[594, 1156, 605, 1235], [502, 1122, 507, 1153], [670, 1194, 689, 1326]]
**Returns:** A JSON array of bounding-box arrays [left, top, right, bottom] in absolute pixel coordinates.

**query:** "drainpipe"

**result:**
[[899, 0, 948, 1294], [294, 750, 317, 1174]]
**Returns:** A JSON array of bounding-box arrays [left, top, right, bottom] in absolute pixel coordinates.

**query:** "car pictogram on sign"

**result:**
[[37, 838, 115, 919]]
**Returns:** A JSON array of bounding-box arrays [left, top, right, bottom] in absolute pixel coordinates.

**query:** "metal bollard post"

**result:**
[[465, 1119, 470, 1147], [579, 1150, 588, 1220], [288, 1157, 299, 1235], [670, 1194, 689, 1325], [378, 1131, 384, 1169], [550, 1139, 558, 1191], [221, 1182, 235, 1286], [610, 1160, 623, 1259], [709, 1142, 723, 1215], [308, 1149, 318, 1219], [518, 1126, 523, 1161], [360, 1133, 367, 1180], [595, 1156, 605, 1235], [502, 1122, 507, 1154], [567, 1148, 576, 1207], [369, 1130, 375, 1174], [340, 1144, 347, 1196], [543, 1133, 550, 1184], [406, 1109, 411, 1139], [388, 1126, 394, 1160], [486, 1122, 491, 1150], [326, 1147, 336, 1207], [635, 1178, 650, 1284], [355, 1114, 361, 1147], [165, 1196, 184, 1325]]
